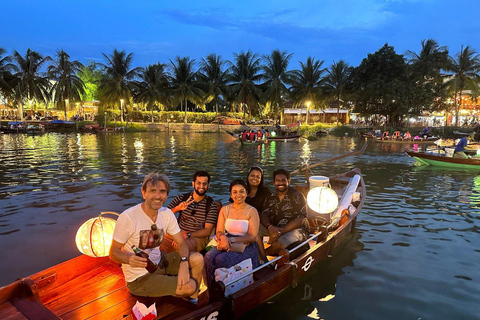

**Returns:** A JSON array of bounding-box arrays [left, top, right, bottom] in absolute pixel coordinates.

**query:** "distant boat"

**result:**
[[373, 136, 438, 144], [405, 149, 480, 169], [44, 120, 76, 131]]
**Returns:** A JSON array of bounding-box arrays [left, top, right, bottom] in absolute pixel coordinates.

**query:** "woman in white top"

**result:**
[[204, 179, 260, 289]]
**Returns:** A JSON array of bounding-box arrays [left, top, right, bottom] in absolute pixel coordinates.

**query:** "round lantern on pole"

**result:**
[[75, 212, 119, 258], [307, 187, 339, 215]]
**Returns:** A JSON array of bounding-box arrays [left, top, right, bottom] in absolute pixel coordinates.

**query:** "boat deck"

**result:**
[[0, 255, 208, 320]]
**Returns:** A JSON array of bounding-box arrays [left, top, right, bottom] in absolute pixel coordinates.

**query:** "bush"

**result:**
[[329, 125, 357, 137], [299, 123, 334, 137]]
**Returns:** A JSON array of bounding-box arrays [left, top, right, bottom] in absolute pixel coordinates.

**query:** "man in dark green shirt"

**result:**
[[260, 169, 307, 255]]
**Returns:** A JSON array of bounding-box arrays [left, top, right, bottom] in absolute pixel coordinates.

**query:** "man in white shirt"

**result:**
[[109, 173, 203, 300]]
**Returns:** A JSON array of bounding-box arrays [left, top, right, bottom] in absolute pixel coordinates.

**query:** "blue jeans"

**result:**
[[204, 240, 259, 289]]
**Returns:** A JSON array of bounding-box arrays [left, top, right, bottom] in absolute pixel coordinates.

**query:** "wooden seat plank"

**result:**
[[0, 301, 28, 320], [31, 256, 112, 297], [42, 269, 125, 316], [68, 294, 196, 320]]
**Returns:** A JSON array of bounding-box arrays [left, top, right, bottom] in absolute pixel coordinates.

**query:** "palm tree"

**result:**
[[98, 49, 141, 122], [0, 48, 15, 101], [48, 49, 85, 120], [324, 60, 351, 126], [446, 45, 480, 126], [405, 39, 449, 119], [10, 49, 51, 120], [228, 50, 263, 119], [198, 54, 229, 115], [133, 63, 170, 123], [169, 56, 204, 124], [406, 39, 449, 78], [289, 57, 327, 124], [262, 49, 293, 123]]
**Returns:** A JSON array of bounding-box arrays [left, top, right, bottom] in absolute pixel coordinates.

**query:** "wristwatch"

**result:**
[[187, 232, 191, 238], [230, 237, 236, 243], [180, 256, 188, 263]]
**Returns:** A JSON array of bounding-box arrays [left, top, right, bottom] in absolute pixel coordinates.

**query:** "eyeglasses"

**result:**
[[190, 202, 198, 216]]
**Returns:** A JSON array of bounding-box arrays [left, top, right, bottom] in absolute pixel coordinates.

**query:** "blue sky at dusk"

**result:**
[[1, 0, 479, 69]]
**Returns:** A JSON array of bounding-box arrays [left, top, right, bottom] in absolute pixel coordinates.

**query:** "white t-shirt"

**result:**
[[113, 204, 181, 282]]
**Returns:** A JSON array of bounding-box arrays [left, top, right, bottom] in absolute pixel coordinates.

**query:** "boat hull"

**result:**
[[405, 150, 480, 169], [0, 171, 366, 320], [373, 137, 437, 144], [267, 135, 302, 142]]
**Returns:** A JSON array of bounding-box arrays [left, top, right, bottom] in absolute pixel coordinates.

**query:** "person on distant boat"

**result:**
[[161, 171, 219, 254], [110, 173, 203, 300], [392, 131, 401, 139], [256, 130, 263, 141], [382, 131, 389, 139], [420, 126, 430, 137], [249, 130, 256, 141], [259, 169, 308, 256], [204, 179, 260, 289], [403, 131, 412, 140], [453, 133, 474, 159]]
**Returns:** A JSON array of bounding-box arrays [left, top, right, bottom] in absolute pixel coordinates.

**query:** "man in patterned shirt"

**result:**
[[161, 171, 219, 253], [260, 169, 307, 255]]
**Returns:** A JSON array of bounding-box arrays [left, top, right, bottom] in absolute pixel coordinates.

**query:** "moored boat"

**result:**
[[44, 120, 76, 131], [405, 149, 480, 169], [0, 169, 366, 320], [239, 138, 265, 145]]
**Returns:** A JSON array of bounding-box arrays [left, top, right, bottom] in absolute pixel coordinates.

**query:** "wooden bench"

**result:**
[[0, 255, 204, 320]]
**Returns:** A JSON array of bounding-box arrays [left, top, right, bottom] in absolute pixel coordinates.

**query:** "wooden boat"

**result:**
[[372, 136, 438, 144], [405, 149, 480, 169], [239, 138, 265, 146], [44, 120, 76, 131], [0, 169, 365, 320], [267, 134, 302, 142], [225, 130, 239, 138]]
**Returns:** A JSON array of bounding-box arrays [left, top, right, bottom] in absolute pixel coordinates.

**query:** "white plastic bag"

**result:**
[[214, 258, 254, 296], [131, 301, 156, 320]]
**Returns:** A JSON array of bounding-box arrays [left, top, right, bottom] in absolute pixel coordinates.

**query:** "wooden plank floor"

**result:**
[[0, 301, 28, 320], [37, 262, 199, 320]]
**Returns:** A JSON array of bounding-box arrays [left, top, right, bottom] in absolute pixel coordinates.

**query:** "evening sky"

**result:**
[[1, 0, 479, 69]]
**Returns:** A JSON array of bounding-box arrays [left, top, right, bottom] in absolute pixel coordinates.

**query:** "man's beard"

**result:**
[[195, 187, 208, 196]]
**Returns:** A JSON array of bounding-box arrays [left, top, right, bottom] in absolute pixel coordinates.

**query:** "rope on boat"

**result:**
[[223, 229, 328, 288]]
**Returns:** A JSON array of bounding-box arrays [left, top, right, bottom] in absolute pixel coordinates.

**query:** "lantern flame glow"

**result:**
[[75, 213, 118, 257], [307, 187, 339, 214]]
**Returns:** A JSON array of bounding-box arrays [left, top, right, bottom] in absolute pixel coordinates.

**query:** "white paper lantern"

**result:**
[[307, 186, 338, 214], [75, 214, 117, 257]]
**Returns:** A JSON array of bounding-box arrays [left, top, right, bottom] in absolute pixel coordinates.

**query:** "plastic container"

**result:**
[[309, 176, 330, 188]]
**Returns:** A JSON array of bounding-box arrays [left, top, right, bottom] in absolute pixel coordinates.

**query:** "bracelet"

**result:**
[[267, 224, 272, 229]]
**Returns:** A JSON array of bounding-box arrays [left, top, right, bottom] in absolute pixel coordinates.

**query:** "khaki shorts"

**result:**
[[259, 224, 306, 248], [160, 233, 210, 253], [126, 252, 182, 297]]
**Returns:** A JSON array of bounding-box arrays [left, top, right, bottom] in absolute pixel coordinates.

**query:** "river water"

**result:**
[[0, 132, 478, 320]]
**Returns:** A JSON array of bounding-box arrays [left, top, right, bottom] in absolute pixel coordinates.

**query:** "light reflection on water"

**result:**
[[0, 133, 479, 319]]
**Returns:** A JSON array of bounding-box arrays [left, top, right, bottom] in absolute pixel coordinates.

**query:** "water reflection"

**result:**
[[0, 132, 479, 319]]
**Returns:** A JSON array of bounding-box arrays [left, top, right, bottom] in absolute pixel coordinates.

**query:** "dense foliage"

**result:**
[[0, 40, 479, 124]]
